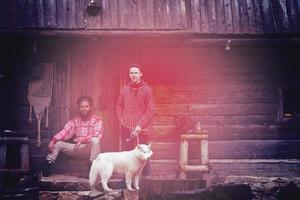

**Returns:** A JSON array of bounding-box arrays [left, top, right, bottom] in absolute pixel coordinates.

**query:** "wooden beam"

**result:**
[[151, 140, 300, 160], [179, 139, 188, 179], [152, 159, 300, 164], [0, 137, 28, 143], [180, 165, 209, 172], [201, 139, 209, 165], [181, 134, 208, 140], [20, 143, 30, 170], [0, 29, 300, 41], [0, 169, 29, 173]]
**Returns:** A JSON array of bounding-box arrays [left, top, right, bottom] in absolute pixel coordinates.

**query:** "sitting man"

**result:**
[[41, 95, 103, 176]]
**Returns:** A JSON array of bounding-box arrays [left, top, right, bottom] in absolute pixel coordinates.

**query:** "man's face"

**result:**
[[129, 67, 142, 84], [79, 101, 91, 117]]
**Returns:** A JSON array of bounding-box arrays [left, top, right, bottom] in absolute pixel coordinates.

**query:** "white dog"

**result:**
[[89, 144, 153, 192]]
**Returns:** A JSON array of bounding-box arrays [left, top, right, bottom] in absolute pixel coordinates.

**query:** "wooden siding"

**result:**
[[1, 37, 300, 178], [0, 0, 299, 34]]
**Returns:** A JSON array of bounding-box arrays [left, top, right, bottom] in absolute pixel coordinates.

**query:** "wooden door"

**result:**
[[67, 46, 120, 152]]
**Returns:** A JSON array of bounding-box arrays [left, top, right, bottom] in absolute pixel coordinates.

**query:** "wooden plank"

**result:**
[[152, 114, 276, 126], [148, 73, 277, 85], [151, 81, 277, 92], [140, 179, 206, 197], [209, 161, 300, 178], [210, 140, 300, 159], [170, 0, 188, 29], [137, 0, 155, 29], [0, 169, 29, 173], [151, 140, 300, 160], [191, 0, 201, 31], [153, 92, 278, 104], [15, 0, 26, 28], [0, 144, 7, 168], [156, 103, 277, 116], [152, 85, 278, 104], [199, 0, 209, 33], [44, 0, 57, 28], [231, 0, 241, 33], [67, 0, 76, 29], [285, 0, 300, 32], [253, 0, 264, 33], [4, 1, 17, 28], [100, 0, 119, 29], [180, 165, 209, 172], [237, 0, 248, 33], [119, 0, 138, 29], [154, 0, 172, 29], [36, 0, 44, 27], [215, 0, 226, 33], [150, 159, 300, 178], [245, 0, 255, 33], [279, 0, 290, 31], [142, 47, 277, 72], [0, 137, 28, 143], [207, 0, 217, 32], [0, 1, 9, 28], [224, 0, 233, 33], [20, 143, 30, 169], [273, 0, 290, 32], [76, 0, 85, 28], [151, 124, 280, 141], [298, 0, 300, 21], [181, 134, 208, 140], [261, 0, 276, 33], [24, 0, 37, 28], [179, 139, 188, 178], [56, 0, 68, 28], [209, 158, 300, 163]]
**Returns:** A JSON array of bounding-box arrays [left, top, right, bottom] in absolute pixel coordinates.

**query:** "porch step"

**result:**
[[139, 178, 206, 200], [40, 175, 124, 191], [40, 190, 139, 200]]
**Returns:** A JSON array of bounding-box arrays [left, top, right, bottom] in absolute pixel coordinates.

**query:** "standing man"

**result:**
[[117, 64, 156, 177], [42, 96, 103, 176]]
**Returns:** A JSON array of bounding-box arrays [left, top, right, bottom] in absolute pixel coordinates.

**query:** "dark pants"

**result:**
[[120, 126, 151, 176]]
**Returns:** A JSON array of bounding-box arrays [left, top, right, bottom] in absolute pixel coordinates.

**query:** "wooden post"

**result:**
[[0, 136, 29, 174], [178, 132, 209, 180], [179, 139, 188, 179], [0, 144, 7, 168], [20, 143, 29, 170], [200, 138, 208, 166]]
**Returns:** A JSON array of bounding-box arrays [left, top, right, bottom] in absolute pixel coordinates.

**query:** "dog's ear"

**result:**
[[147, 143, 152, 149], [137, 144, 142, 150]]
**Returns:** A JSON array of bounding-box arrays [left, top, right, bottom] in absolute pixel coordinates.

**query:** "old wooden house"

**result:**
[[0, 0, 300, 199]]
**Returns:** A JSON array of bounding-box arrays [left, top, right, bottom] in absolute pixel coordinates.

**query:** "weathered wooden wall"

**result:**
[[116, 37, 300, 179], [1, 36, 300, 179], [0, 0, 299, 34]]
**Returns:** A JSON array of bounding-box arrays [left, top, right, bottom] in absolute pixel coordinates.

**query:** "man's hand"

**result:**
[[74, 138, 84, 149], [131, 125, 142, 137], [48, 140, 56, 152], [120, 117, 125, 126]]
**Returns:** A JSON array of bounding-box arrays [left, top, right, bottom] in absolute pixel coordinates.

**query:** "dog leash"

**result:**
[[122, 122, 147, 144], [127, 133, 140, 144]]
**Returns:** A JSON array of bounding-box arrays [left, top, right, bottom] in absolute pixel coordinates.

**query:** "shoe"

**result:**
[[41, 160, 53, 177]]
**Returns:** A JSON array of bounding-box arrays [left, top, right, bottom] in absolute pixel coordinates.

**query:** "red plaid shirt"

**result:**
[[51, 115, 103, 143], [117, 81, 156, 129]]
